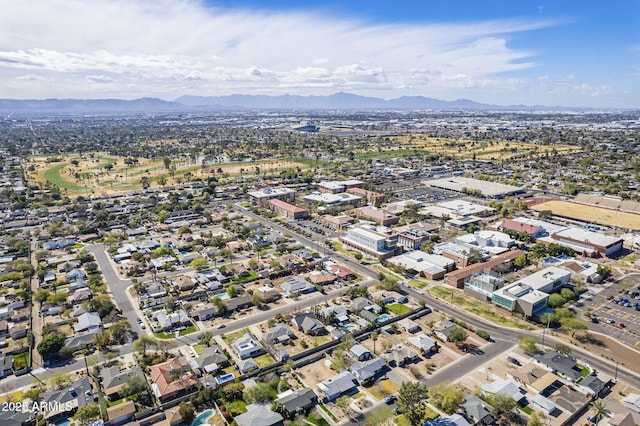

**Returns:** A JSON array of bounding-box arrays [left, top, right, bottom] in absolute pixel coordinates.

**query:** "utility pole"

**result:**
[[541, 313, 551, 348]]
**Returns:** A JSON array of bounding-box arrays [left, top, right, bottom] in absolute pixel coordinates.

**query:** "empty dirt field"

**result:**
[[532, 200, 640, 230], [389, 134, 579, 161]]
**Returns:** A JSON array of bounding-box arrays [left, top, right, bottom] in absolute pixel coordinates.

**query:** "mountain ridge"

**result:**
[[0, 93, 620, 115]]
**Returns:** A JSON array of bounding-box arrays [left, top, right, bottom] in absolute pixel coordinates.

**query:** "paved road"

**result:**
[[85, 244, 146, 337]]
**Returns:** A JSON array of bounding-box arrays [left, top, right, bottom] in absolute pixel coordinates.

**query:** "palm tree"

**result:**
[[590, 400, 609, 424]]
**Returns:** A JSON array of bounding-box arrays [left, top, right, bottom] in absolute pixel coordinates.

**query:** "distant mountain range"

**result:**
[[0, 92, 607, 115]]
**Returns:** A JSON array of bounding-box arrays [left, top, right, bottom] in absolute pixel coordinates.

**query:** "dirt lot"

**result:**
[[532, 200, 640, 230], [297, 358, 337, 388]]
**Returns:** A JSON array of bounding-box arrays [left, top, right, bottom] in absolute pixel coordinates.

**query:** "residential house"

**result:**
[[100, 365, 145, 400], [302, 271, 336, 286], [407, 334, 438, 354], [41, 377, 94, 419], [317, 371, 358, 401], [424, 414, 471, 426], [238, 358, 259, 374], [65, 331, 98, 353], [107, 399, 136, 425], [276, 388, 318, 418], [190, 345, 229, 375], [264, 324, 295, 345], [152, 309, 191, 332], [235, 403, 284, 426], [172, 276, 195, 291], [325, 263, 356, 280], [460, 395, 495, 425], [533, 351, 582, 383], [434, 319, 457, 342], [254, 286, 281, 303], [192, 303, 216, 321], [623, 393, 640, 413], [73, 312, 101, 333], [382, 344, 420, 367], [607, 413, 635, 426], [279, 276, 316, 297], [149, 357, 198, 402], [349, 357, 387, 385], [481, 378, 525, 404], [349, 344, 372, 361], [319, 305, 350, 326], [350, 297, 382, 315], [398, 318, 421, 334], [231, 333, 266, 360], [291, 313, 326, 336]]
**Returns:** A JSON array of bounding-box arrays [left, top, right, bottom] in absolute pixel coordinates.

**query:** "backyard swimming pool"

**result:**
[[339, 325, 356, 332], [216, 373, 235, 384], [191, 410, 214, 426], [215, 292, 230, 300], [376, 314, 393, 323]]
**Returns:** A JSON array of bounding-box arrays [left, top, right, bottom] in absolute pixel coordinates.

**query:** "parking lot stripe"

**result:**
[[622, 313, 632, 320]]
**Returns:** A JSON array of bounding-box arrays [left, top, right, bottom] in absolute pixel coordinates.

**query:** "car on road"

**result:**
[[216, 324, 226, 329], [384, 396, 397, 404], [140, 323, 146, 329]]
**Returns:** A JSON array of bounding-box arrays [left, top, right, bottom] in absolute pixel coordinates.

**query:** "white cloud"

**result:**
[[0, 0, 562, 100]]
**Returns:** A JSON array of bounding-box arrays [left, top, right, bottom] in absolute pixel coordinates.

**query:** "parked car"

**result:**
[[619, 323, 625, 328], [591, 317, 599, 323], [507, 357, 521, 366], [384, 396, 397, 404]]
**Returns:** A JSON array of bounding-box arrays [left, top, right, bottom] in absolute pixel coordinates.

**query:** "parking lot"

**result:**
[[590, 274, 640, 347]]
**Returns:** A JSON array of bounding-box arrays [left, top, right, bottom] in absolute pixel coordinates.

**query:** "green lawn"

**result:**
[[179, 325, 197, 335], [226, 399, 247, 415], [387, 303, 411, 315], [193, 344, 204, 355], [44, 163, 88, 191], [233, 270, 259, 283], [306, 411, 330, 426], [221, 328, 249, 345], [13, 352, 29, 370], [253, 353, 275, 368], [154, 331, 175, 339]]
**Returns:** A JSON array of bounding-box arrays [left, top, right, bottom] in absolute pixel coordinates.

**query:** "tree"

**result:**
[[553, 343, 571, 355], [365, 406, 394, 426], [514, 254, 528, 269], [133, 336, 157, 356], [466, 248, 484, 265], [74, 402, 101, 425], [198, 332, 213, 347], [429, 382, 463, 414], [93, 330, 111, 350], [596, 264, 613, 279], [162, 156, 172, 171], [212, 296, 227, 315], [190, 257, 208, 271], [47, 372, 71, 389], [354, 252, 363, 262], [485, 393, 516, 422], [244, 383, 273, 403], [447, 326, 468, 347], [110, 320, 131, 344], [251, 294, 265, 309], [120, 376, 149, 398], [560, 317, 588, 338], [548, 293, 566, 308], [227, 284, 237, 298], [528, 411, 544, 426], [590, 400, 609, 424], [398, 381, 428, 426], [518, 337, 540, 356], [371, 332, 378, 355], [178, 402, 195, 424], [37, 332, 66, 360]]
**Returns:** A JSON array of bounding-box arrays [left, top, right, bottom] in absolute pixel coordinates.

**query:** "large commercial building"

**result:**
[[425, 176, 524, 199], [491, 266, 572, 317], [386, 251, 454, 280], [317, 180, 364, 194], [248, 187, 296, 207], [303, 192, 361, 208], [340, 225, 398, 259], [354, 206, 399, 227], [268, 199, 309, 220], [444, 249, 525, 288]]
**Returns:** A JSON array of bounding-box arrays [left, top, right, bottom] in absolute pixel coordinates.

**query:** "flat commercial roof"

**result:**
[[426, 176, 523, 197]]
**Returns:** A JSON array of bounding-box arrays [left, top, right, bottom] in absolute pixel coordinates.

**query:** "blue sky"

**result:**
[[0, 0, 637, 107]]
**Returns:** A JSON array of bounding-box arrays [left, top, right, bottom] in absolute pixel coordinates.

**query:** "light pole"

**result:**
[[542, 313, 551, 348]]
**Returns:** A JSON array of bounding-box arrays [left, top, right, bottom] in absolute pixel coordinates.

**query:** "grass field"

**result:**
[[532, 200, 640, 230], [25, 153, 318, 196]]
